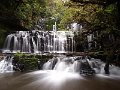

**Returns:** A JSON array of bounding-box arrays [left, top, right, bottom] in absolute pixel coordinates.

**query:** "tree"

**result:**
[[15, 0, 46, 29], [44, 0, 68, 30], [0, 0, 46, 29]]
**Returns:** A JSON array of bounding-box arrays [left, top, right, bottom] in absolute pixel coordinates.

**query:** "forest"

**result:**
[[0, 0, 120, 59], [1, 1, 120, 90]]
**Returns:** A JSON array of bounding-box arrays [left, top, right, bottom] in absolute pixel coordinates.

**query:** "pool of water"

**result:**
[[0, 70, 120, 90]]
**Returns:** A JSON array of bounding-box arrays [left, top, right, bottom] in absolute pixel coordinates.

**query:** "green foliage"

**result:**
[[15, 0, 46, 28], [44, 0, 68, 30], [0, 0, 46, 29], [59, 2, 103, 29], [14, 53, 53, 70], [20, 57, 38, 70], [90, 3, 120, 54], [105, 4, 117, 14], [45, 19, 55, 30], [14, 53, 37, 70], [74, 32, 87, 51], [64, 1, 120, 54]]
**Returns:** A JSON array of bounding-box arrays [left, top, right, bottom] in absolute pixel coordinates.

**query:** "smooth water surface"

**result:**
[[0, 70, 120, 90]]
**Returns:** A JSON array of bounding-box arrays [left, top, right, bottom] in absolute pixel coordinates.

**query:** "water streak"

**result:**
[[3, 31, 75, 53]]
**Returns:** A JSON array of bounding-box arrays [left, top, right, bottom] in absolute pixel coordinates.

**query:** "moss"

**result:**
[[20, 58, 38, 70], [13, 53, 53, 70]]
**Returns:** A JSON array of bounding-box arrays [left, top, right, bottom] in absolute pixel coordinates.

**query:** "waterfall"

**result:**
[[0, 54, 120, 76], [87, 34, 93, 50], [42, 56, 120, 76], [43, 56, 95, 74], [13, 35, 19, 53], [3, 31, 75, 54], [0, 56, 13, 73], [3, 34, 14, 53], [2, 30, 120, 76]]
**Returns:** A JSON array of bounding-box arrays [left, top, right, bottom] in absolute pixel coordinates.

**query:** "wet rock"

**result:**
[[80, 60, 95, 76]]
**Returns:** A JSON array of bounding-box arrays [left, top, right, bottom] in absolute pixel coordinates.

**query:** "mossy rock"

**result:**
[[13, 53, 53, 70]]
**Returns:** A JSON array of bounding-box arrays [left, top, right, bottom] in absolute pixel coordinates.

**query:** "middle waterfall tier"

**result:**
[[3, 31, 75, 53]]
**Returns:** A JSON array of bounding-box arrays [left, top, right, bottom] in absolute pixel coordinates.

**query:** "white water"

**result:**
[[0, 56, 13, 73], [3, 31, 75, 54], [43, 56, 120, 77], [0, 55, 120, 78]]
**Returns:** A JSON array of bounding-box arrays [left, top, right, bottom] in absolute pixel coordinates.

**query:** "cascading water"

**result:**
[[3, 31, 75, 54], [87, 34, 93, 50], [0, 54, 120, 77], [0, 55, 13, 73], [1, 29, 120, 77], [43, 56, 120, 76]]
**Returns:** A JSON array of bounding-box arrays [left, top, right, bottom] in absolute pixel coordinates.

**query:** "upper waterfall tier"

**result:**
[[3, 31, 75, 54]]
